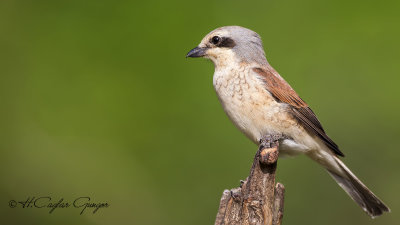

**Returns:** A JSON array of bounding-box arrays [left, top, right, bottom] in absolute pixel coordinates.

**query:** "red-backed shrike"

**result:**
[[187, 26, 389, 218]]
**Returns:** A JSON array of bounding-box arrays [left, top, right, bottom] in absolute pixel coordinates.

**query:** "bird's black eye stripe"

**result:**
[[210, 36, 236, 48], [218, 37, 236, 48]]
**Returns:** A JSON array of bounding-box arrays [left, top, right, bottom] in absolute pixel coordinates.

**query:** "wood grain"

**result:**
[[215, 137, 285, 225]]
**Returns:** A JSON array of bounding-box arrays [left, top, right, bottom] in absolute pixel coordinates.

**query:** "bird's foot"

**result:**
[[259, 134, 283, 150], [258, 134, 283, 165]]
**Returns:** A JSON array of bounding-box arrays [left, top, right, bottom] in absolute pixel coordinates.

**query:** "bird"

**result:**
[[186, 26, 390, 218]]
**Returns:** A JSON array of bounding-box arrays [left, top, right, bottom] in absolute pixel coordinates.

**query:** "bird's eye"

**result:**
[[211, 36, 221, 45]]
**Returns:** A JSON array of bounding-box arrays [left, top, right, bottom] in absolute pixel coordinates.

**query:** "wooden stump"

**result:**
[[215, 137, 285, 225]]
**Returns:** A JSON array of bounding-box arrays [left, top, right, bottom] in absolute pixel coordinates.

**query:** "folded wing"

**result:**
[[253, 67, 344, 157]]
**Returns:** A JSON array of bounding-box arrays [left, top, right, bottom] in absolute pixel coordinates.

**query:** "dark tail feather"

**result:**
[[327, 157, 390, 218]]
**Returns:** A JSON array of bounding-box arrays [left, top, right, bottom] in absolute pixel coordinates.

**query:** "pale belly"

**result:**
[[213, 68, 319, 156]]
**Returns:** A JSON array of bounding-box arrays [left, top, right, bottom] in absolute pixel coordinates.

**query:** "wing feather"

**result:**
[[253, 67, 344, 157]]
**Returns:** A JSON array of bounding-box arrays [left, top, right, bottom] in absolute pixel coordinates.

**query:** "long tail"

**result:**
[[326, 156, 390, 218]]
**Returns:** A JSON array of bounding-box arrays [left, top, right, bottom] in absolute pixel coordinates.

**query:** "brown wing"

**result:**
[[253, 67, 344, 157]]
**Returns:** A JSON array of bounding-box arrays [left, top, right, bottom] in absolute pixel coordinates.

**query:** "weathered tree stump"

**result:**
[[215, 135, 285, 225]]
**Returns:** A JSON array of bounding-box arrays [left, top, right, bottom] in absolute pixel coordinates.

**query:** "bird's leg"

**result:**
[[258, 134, 283, 165], [259, 134, 283, 150]]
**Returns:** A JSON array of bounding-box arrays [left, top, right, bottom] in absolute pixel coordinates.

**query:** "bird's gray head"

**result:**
[[186, 26, 268, 67]]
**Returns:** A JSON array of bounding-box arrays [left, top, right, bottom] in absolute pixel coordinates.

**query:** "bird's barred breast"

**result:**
[[213, 66, 317, 153]]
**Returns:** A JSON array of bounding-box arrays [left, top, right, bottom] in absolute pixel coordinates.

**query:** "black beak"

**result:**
[[186, 47, 208, 58]]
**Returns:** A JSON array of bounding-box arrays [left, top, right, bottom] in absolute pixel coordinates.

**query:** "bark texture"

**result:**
[[215, 136, 285, 225]]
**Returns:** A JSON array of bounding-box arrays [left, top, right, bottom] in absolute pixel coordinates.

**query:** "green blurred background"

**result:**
[[1, 0, 399, 224]]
